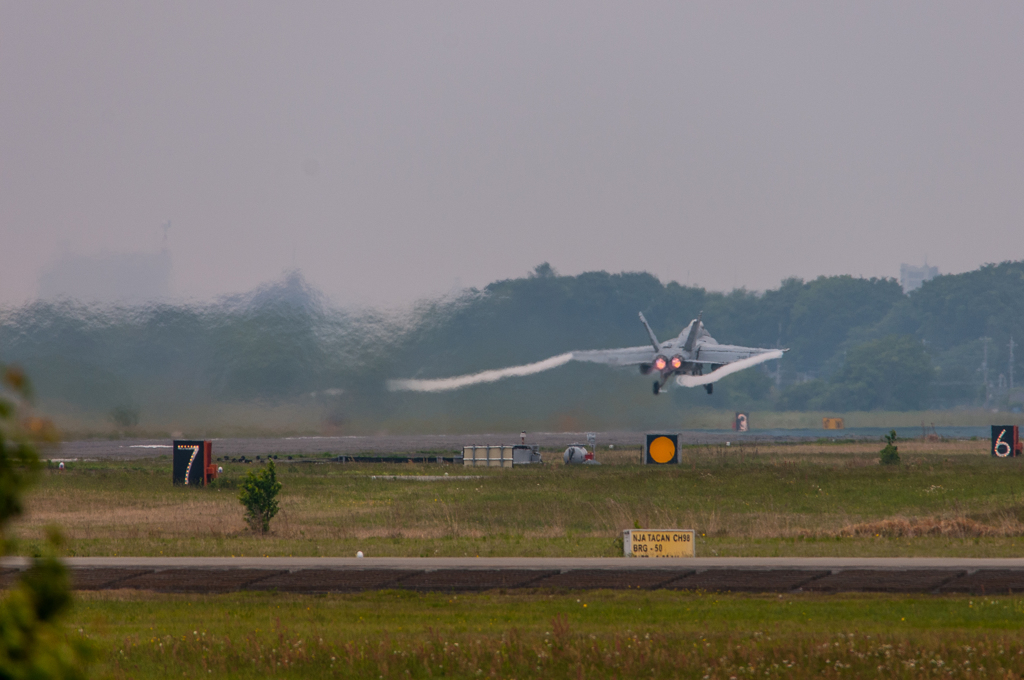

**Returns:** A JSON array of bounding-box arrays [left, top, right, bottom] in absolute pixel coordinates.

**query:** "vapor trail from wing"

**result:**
[[674, 350, 784, 387], [387, 353, 575, 392]]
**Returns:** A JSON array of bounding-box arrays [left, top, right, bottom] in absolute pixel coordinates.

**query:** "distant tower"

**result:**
[[900, 260, 939, 294]]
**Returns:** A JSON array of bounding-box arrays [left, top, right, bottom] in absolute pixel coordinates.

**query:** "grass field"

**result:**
[[69, 588, 1024, 678], [21, 437, 1024, 678], [16, 438, 1024, 558]]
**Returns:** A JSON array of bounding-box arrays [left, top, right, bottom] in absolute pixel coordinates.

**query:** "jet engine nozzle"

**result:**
[[670, 355, 683, 370], [653, 355, 668, 371]]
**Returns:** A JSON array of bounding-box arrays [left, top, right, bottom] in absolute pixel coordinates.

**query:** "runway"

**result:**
[[50, 427, 978, 460], [51, 432, 735, 460], [5, 557, 1024, 594]]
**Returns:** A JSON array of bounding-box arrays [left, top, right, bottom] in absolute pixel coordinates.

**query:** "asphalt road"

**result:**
[[3, 557, 1024, 594]]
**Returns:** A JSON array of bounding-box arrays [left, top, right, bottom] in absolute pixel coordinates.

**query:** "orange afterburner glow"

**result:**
[[653, 356, 667, 371], [670, 356, 683, 369]]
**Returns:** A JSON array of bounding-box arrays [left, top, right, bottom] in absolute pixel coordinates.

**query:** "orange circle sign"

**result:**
[[649, 436, 676, 464]]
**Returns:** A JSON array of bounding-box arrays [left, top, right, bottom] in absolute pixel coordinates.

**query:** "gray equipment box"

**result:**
[[512, 444, 542, 465]]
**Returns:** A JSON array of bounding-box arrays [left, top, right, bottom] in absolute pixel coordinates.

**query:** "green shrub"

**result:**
[[239, 460, 282, 534], [880, 429, 900, 466]]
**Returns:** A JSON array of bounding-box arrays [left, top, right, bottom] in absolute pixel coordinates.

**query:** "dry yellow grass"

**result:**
[[836, 515, 1024, 539]]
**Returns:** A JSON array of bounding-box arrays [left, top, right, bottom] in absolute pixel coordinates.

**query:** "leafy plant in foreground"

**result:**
[[0, 364, 90, 678], [239, 460, 282, 534]]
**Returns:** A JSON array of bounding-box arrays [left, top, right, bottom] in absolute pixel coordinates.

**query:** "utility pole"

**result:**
[[775, 321, 782, 389], [1010, 337, 1016, 391], [982, 337, 991, 407]]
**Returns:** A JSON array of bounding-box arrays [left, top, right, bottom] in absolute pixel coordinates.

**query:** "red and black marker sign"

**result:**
[[991, 426, 1022, 458], [173, 440, 218, 486]]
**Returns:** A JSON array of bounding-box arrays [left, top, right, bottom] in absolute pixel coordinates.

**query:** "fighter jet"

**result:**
[[388, 312, 784, 396], [572, 312, 784, 395]]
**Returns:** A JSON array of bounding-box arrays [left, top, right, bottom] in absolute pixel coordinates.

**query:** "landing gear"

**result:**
[[653, 381, 661, 395], [704, 383, 713, 395]]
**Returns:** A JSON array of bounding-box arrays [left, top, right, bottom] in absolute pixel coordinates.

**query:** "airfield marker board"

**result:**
[[644, 434, 679, 465], [991, 426, 1022, 457], [734, 412, 749, 432], [173, 440, 216, 486], [623, 529, 695, 557]]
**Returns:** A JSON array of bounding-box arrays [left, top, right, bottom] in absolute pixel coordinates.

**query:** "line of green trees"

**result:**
[[2, 261, 1023, 428]]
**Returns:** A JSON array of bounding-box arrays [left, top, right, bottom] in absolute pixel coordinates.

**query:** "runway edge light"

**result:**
[[644, 434, 680, 465]]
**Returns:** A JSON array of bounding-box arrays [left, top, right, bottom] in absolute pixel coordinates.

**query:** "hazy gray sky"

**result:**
[[2, 2, 1022, 308]]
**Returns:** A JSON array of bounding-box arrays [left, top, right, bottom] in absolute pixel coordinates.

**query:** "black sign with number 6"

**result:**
[[991, 426, 1020, 458]]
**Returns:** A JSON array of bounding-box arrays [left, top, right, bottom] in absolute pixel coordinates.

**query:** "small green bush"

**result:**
[[880, 429, 900, 466], [239, 460, 282, 534]]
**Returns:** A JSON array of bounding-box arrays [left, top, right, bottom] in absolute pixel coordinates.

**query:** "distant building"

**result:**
[[38, 249, 172, 304], [900, 262, 938, 294]]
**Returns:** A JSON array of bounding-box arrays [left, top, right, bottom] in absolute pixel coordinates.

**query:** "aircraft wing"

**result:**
[[570, 346, 654, 367], [572, 342, 778, 368], [691, 342, 779, 365]]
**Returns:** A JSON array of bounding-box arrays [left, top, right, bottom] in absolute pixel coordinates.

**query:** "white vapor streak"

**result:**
[[388, 353, 575, 392], [675, 350, 784, 387]]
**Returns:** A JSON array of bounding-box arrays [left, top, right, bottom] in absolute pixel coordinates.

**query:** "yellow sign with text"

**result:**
[[623, 529, 695, 558]]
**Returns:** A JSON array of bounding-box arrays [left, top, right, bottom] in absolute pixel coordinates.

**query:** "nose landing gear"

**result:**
[[653, 381, 661, 395], [704, 383, 713, 395]]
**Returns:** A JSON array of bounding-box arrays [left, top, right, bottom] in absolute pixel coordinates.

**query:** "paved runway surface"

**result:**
[[5, 557, 1024, 594], [52, 430, 872, 460], [49, 433, 715, 460]]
